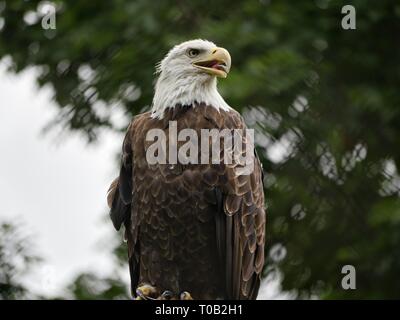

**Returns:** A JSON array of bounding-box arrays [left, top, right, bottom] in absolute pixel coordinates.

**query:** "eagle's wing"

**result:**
[[107, 122, 140, 295], [212, 113, 266, 300]]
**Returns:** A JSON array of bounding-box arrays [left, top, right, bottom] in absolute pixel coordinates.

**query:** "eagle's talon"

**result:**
[[180, 291, 193, 300], [159, 290, 174, 300], [135, 283, 159, 300]]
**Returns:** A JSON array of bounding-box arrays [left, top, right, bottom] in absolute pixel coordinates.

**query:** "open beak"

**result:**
[[192, 47, 231, 78]]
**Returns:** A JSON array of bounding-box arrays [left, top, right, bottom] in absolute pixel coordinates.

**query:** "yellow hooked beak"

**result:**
[[192, 47, 231, 78]]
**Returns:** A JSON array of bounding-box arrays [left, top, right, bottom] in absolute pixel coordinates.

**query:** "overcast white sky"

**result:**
[[0, 58, 286, 299], [0, 59, 127, 296]]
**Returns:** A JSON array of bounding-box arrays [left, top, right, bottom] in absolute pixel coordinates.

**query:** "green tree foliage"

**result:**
[[1, 0, 399, 298], [0, 222, 41, 299], [65, 273, 129, 300]]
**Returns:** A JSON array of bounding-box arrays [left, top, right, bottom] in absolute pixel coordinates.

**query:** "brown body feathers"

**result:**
[[108, 103, 265, 299]]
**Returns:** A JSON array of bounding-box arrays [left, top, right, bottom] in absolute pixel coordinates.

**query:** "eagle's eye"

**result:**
[[187, 48, 200, 58]]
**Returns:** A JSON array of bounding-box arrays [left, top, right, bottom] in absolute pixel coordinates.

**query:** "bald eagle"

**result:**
[[107, 39, 266, 300]]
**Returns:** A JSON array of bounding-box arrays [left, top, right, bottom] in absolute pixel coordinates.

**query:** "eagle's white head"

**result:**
[[151, 39, 232, 119]]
